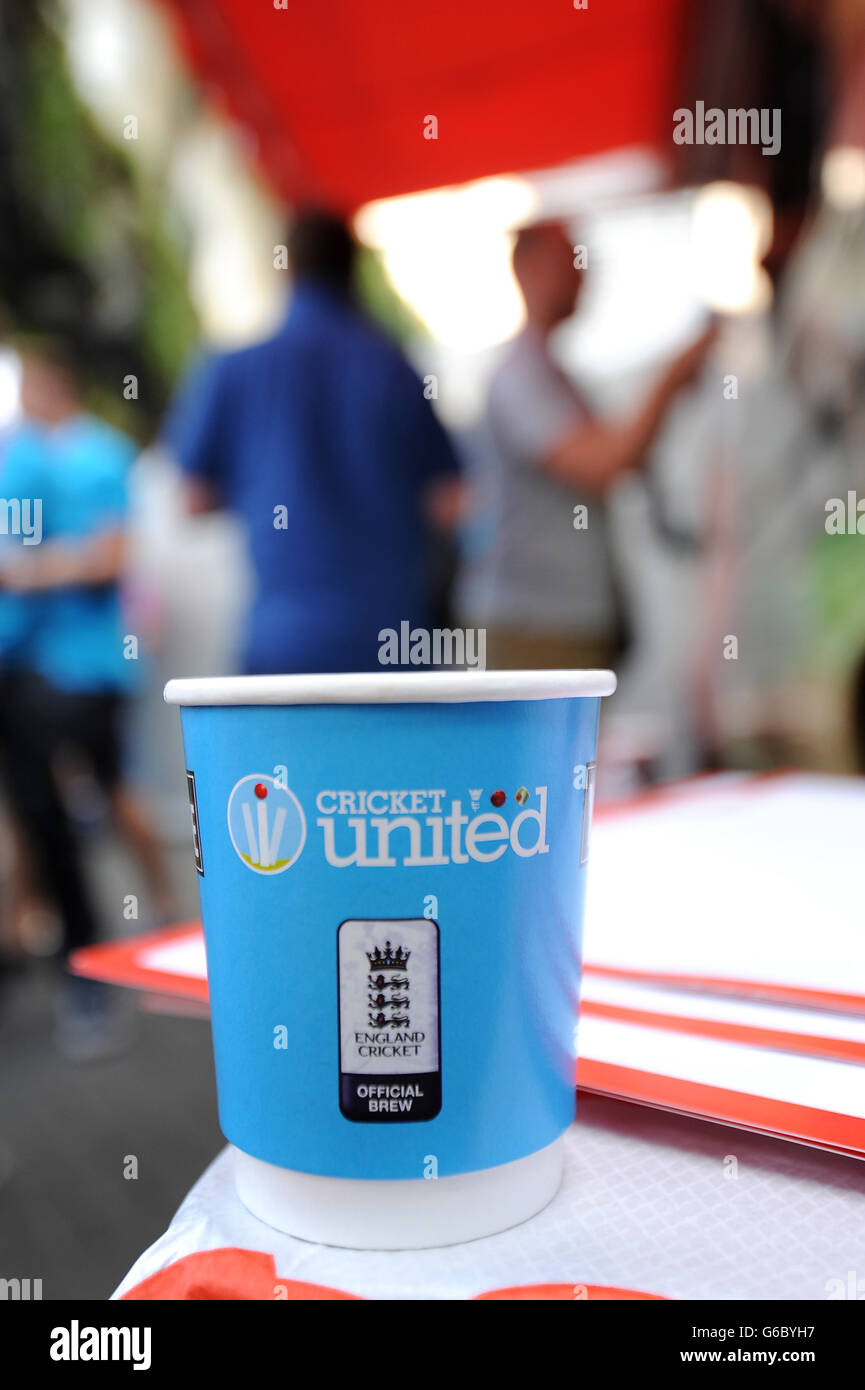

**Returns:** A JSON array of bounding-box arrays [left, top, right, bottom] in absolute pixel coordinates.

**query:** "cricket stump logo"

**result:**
[[227, 774, 306, 874]]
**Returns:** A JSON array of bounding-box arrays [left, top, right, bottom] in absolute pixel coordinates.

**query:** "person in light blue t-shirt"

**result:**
[[0, 341, 174, 1052], [0, 424, 47, 669], [2, 348, 139, 800], [28, 414, 137, 697], [0, 423, 62, 963]]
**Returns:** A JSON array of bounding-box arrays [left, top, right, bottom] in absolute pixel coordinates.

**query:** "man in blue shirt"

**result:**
[[166, 209, 461, 674]]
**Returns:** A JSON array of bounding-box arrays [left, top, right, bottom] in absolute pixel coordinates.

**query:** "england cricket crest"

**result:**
[[338, 919, 441, 1123]]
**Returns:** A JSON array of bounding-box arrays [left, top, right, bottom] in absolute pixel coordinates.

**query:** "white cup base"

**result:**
[[233, 1137, 565, 1250]]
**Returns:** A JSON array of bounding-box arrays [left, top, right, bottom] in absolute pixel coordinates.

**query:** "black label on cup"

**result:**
[[338, 918, 441, 1123], [579, 760, 597, 866], [186, 769, 204, 876]]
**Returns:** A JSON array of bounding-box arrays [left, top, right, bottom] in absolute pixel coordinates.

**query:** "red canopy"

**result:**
[[161, 0, 688, 210]]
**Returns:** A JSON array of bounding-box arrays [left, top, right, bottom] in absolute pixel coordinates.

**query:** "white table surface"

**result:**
[[113, 1093, 865, 1301]]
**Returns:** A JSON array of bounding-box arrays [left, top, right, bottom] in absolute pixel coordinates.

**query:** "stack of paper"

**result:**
[[580, 773, 865, 1153]]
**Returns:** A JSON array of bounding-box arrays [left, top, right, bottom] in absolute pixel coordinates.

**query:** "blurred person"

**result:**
[[463, 220, 715, 670], [0, 405, 105, 1030], [0, 420, 59, 960], [0, 339, 174, 1053], [166, 208, 461, 674]]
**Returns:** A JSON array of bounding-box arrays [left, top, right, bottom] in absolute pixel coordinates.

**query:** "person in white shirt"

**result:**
[[465, 220, 714, 670]]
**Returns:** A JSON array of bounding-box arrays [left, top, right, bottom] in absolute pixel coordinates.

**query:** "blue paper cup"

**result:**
[[164, 669, 615, 1247]]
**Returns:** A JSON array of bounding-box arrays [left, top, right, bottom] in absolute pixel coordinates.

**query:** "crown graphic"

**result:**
[[366, 941, 411, 969]]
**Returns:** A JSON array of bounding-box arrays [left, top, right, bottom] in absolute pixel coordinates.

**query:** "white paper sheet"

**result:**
[[584, 774, 865, 996]]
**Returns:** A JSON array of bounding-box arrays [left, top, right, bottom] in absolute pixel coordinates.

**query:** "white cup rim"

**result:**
[[164, 669, 616, 707]]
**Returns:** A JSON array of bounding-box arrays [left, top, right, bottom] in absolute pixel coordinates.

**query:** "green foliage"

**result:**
[[137, 209, 200, 394], [355, 246, 427, 344], [10, 12, 199, 431], [21, 18, 133, 261], [810, 529, 865, 674]]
